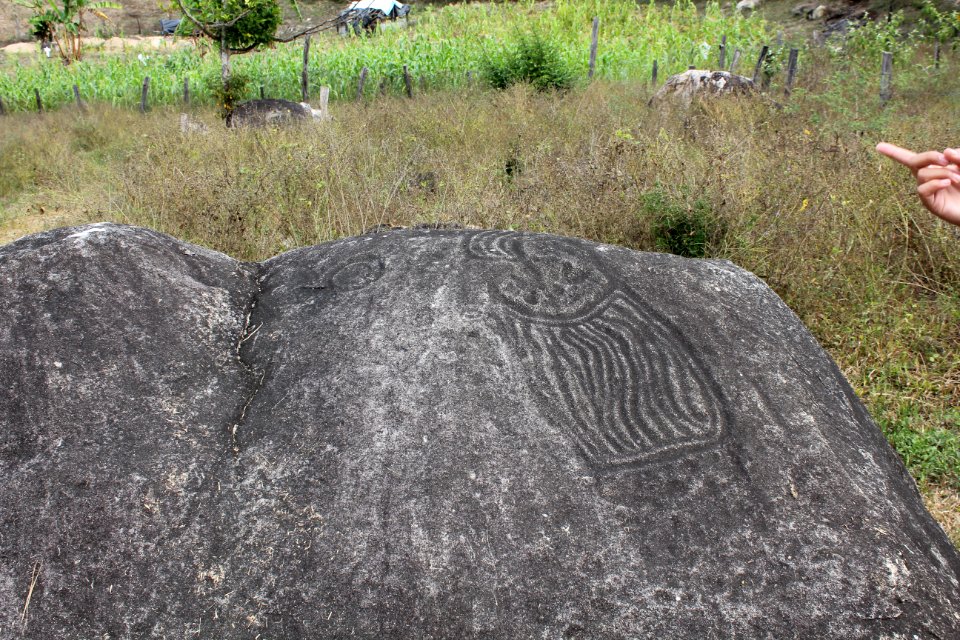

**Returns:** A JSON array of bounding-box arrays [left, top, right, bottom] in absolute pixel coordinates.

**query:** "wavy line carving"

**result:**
[[467, 231, 728, 470]]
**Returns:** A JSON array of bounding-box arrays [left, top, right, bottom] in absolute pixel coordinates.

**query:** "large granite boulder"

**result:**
[[1, 223, 958, 639]]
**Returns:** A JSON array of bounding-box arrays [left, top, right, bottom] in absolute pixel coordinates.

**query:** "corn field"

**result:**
[[0, 0, 773, 111]]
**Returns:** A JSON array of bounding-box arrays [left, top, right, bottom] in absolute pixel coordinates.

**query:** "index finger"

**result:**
[[877, 142, 947, 169], [876, 142, 917, 166]]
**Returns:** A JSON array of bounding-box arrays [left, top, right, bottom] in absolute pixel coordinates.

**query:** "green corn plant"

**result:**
[[0, 0, 772, 111]]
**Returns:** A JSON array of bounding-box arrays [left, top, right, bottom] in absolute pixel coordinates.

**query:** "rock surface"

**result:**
[[226, 99, 324, 128], [650, 70, 756, 105], [1, 223, 958, 639]]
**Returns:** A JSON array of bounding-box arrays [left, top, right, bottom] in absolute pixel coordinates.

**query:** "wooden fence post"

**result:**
[[934, 41, 940, 70], [588, 16, 599, 80], [357, 66, 368, 101], [729, 49, 741, 74], [752, 45, 769, 86], [718, 34, 726, 70], [880, 51, 893, 105], [784, 48, 799, 96], [0, 96, 6, 116], [403, 64, 413, 98], [73, 84, 86, 113], [35, 89, 43, 113], [183, 77, 190, 105], [301, 35, 311, 102], [260, 85, 265, 100], [651, 59, 658, 85], [140, 76, 150, 113], [318, 86, 330, 120]]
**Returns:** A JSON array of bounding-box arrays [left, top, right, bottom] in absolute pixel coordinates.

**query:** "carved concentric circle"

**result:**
[[329, 254, 385, 291]]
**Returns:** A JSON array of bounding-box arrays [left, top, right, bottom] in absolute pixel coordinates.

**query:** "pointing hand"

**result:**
[[876, 142, 960, 227]]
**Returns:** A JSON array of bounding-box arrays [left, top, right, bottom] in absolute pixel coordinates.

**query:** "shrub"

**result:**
[[640, 186, 724, 259], [484, 32, 575, 92], [205, 69, 250, 116], [842, 10, 918, 63], [918, 0, 960, 45]]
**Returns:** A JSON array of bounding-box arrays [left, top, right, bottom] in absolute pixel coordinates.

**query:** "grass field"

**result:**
[[0, 3, 958, 544]]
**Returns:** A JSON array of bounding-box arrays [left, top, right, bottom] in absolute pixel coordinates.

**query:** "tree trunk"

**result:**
[[220, 34, 231, 92], [220, 0, 231, 106], [221, 45, 231, 91]]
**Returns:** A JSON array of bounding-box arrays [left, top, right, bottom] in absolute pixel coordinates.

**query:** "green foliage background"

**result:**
[[0, 0, 772, 110], [176, 0, 281, 51]]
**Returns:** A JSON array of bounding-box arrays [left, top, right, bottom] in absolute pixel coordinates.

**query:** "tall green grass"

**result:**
[[0, 0, 773, 111]]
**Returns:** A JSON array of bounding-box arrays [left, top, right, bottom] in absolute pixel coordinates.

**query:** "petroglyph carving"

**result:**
[[468, 231, 728, 469], [328, 254, 385, 291]]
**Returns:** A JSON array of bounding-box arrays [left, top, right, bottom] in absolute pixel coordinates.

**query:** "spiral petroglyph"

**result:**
[[468, 231, 728, 469]]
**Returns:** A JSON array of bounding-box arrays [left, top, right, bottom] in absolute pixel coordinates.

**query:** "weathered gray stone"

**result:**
[[650, 70, 756, 106], [226, 99, 324, 128], [1, 223, 958, 639]]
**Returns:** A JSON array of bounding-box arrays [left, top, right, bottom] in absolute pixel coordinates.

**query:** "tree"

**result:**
[[918, 0, 960, 49], [13, 0, 121, 63], [176, 0, 283, 106]]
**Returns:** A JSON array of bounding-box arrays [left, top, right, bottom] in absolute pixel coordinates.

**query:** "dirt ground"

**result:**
[[0, 0, 177, 46], [0, 35, 198, 56]]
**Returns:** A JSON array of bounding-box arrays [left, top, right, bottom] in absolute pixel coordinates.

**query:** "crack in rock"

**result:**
[[229, 262, 266, 462]]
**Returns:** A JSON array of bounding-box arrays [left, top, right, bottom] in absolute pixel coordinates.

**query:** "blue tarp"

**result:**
[[337, 0, 410, 30], [160, 18, 181, 35], [344, 0, 407, 16]]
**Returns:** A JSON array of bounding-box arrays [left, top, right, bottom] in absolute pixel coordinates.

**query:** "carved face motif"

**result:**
[[492, 237, 615, 322], [465, 231, 728, 470]]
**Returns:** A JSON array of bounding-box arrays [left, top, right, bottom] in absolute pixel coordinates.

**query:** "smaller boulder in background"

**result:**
[[226, 98, 328, 128], [649, 69, 756, 106]]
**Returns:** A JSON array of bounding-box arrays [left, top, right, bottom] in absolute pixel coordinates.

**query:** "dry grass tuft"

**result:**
[[926, 485, 960, 547]]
